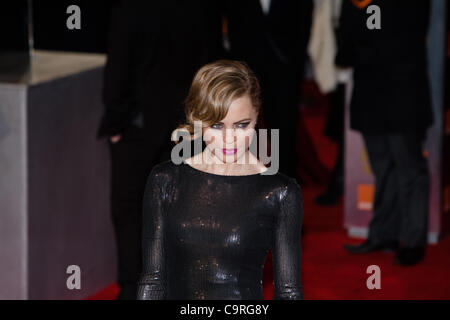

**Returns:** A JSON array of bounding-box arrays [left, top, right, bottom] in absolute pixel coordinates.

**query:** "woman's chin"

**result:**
[[209, 147, 248, 164], [219, 155, 237, 163]]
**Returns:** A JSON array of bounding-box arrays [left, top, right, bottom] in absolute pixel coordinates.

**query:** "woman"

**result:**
[[137, 60, 304, 300]]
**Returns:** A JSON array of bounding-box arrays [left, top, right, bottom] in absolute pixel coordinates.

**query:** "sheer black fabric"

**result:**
[[137, 159, 304, 300]]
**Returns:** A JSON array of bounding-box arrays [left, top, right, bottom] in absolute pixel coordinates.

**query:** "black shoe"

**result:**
[[393, 246, 425, 266], [343, 239, 399, 254]]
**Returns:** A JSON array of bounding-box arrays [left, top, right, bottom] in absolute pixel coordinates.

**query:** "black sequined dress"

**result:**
[[137, 159, 304, 300]]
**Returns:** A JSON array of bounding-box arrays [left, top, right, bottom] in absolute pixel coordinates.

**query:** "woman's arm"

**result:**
[[137, 166, 168, 300], [272, 178, 304, 300]]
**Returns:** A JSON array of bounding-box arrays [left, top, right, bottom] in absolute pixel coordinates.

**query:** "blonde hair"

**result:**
[[172, 60, 261, 143]]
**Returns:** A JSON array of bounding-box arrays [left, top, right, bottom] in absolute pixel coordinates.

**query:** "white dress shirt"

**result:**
[[259, 0, 271, 15]]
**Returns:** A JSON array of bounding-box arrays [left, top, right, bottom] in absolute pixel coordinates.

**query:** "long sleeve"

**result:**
[[307, 0, 338, 94], [137, 166, 168, 300], [272, 178, 304, 300]]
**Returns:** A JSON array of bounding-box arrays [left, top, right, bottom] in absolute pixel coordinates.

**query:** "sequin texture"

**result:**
[[137, 159, 304, 300]]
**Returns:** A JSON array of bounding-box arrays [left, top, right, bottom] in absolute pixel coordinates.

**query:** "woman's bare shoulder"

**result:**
[[184, 154, 201, 165], [184, 154, 206, 171], [256, 160, 269, 174]]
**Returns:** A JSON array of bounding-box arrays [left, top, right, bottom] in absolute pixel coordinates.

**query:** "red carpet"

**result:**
[[87, 88, 450, 300], [264, 98, 450, 300]]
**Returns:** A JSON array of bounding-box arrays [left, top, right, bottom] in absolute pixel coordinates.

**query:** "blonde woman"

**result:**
[[137, 60, 304, 300]]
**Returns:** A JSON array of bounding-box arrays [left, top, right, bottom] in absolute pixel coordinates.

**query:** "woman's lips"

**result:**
[[222, 148, 237, 155]]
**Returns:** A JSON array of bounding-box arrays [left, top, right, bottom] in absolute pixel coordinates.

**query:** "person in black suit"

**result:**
[[223, 0, 313, 182], [97, 0, 223, 299], [338, 0, 433, 266]]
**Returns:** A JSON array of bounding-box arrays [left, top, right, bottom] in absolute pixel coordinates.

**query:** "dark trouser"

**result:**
[[325, 83, 346, 192], [362, 130, 430, 248], [108, 125, 172, 299]]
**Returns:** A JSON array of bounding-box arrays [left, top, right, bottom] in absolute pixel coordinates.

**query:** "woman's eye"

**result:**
[[236, 122, 250, 129], [211, 122, 250, 130]]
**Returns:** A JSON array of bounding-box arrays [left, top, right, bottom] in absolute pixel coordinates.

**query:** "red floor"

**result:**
[[87, 90, 450, 300]]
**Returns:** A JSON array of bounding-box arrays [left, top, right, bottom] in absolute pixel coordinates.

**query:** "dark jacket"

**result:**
[[336, 0, 433, 134], [223, 0, 313, 75], [97, 0, 223, 149]]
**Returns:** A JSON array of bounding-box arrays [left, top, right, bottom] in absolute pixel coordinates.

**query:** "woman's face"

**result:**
[[202, 95, 258, 164]]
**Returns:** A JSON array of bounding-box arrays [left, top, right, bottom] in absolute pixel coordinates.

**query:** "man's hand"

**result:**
[[110, 134, 122, 144]]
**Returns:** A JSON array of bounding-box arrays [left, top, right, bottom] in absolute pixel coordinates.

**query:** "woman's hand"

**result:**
[[110, 134, 122, 144]]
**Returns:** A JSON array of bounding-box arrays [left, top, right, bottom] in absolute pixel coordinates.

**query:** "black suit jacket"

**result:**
[[336, 0, 433, 134], [223, 0, 313, 75], [97, 0, 223, 149]]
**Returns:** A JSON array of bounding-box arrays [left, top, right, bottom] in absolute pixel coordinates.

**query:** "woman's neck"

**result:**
[[187, 148, 267, 176]]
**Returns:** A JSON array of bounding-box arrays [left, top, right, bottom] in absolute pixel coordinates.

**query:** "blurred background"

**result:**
[[1, 0, 449, 300]]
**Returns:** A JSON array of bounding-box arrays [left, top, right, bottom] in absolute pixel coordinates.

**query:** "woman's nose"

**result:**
[[223, 128, 236, 145]]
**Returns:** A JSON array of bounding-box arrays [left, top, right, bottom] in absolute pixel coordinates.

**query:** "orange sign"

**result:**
[[357, 184, 374, 211]]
